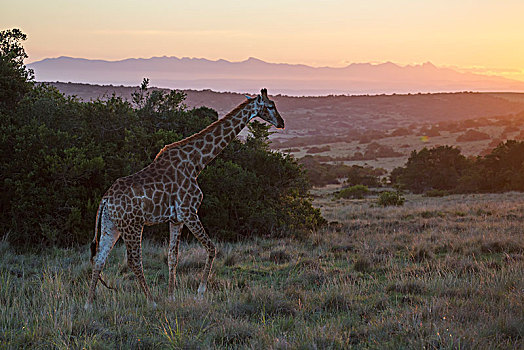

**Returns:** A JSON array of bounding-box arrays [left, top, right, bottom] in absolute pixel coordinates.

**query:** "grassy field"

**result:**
[[1, 192, 523, 349]]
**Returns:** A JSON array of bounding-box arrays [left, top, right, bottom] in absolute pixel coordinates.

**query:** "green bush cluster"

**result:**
[[391, 143, 524, 194], [298, 157, 385, 188], [297, 155, 350, 187], [0, 29, 325, 248], [377, 191, 405, 207], [345, 165, 385, 187], [334, 185, 370, 199]]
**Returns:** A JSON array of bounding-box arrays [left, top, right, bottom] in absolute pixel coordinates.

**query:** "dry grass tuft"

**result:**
[[353, 255, 373, 272], [268, 249, 291, 264], [410, 245, 434, 262], [230, 286, 297, 319], [387, 280, 427, 295], [211, 318, 257, 347]]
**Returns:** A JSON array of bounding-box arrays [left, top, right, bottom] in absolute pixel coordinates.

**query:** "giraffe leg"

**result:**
[[168, 221, 183, 300], [181, 213, 216, 298], [85, 215, 120, 310], [124, 226, 155, 305]]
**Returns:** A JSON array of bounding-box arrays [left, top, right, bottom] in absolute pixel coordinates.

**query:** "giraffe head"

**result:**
[[249, 88, 285, 129]]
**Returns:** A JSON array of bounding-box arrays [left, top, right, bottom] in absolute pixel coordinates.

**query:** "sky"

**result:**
[[2, 0, 524, 81]]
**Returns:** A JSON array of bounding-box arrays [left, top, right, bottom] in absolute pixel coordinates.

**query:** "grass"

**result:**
[[1, 192, 523, 349]]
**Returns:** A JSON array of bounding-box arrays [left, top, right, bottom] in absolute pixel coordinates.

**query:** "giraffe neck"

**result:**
[[191, 101, 255, 172], [156, 99, 256, 175]]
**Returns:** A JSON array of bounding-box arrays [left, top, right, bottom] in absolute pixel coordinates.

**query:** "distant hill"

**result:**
[[29, 56, 524, 96]]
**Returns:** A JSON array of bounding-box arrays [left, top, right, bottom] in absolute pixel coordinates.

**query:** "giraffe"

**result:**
[[85, 88, 284, 309]]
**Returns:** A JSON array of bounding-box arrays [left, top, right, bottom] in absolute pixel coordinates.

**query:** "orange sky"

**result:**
[[2, 0, 524, 81]]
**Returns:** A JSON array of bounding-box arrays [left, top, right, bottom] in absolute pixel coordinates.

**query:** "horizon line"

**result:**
[[42, 81, 524, 99]]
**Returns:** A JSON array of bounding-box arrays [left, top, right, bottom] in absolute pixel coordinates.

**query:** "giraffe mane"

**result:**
[[155, 98, 252, 160]]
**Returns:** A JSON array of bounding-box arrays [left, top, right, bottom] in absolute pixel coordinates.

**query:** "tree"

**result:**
[[392, 146, 470, 193], [391, 141, 524, 194], [0, 29, 33, 113], [479, 140, 524, 191]]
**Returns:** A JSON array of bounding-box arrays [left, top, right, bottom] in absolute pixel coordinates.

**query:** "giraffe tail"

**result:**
[[89, 199, 116, 291], [90, 199, 106, 265]]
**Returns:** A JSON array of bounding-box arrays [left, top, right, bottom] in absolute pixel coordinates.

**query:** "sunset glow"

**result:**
[[2, 0, 524, 81]]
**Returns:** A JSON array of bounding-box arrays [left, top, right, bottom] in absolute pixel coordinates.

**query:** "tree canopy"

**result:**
[[391, 142, 524, 194]]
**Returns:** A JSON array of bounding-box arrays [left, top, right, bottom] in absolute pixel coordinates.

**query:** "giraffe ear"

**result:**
[[244, 94, 254, 100]]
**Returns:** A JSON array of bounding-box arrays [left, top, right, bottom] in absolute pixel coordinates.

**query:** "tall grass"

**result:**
[[1, 192, 523, 348]]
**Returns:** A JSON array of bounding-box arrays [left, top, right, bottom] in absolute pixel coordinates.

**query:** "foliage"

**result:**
[[0, 29, 33, 113], [392, 141, 524, 194], [345, 165, 385, 187], [362, 142, 403, 159], [391, 146, 471, 193], [199, 121, 325, 239], [0, 31, 324, 247], [305, 145, 331, 154], [298, 155, 350, 187], [456, 129, 490, 142], [377, 191, 405, 207], [334, 185, 370, 199]]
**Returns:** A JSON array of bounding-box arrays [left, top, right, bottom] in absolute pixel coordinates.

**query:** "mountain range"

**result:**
[[28, 56, 524, 96]]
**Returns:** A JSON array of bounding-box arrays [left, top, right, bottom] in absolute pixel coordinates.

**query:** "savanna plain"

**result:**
[[1, 191, 523, 349]]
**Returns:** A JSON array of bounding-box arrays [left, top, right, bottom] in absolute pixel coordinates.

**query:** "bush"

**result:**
[[456, 129, 490, 142], [418, 126, 440, 137], [390, 127, 411, 137], [345, 165, 385, 187], [363, 142, 403, 159], [306, 145, 331, 154], [334, 185, 370, 199], [377, 191, 405, 207], [298, 156, 350, 187]]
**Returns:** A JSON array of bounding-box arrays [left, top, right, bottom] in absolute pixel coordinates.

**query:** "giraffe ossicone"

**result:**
[[85, 88, 284, 309]]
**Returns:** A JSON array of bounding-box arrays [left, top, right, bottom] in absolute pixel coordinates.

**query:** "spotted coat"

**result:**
[[85, 89, 284, 308]]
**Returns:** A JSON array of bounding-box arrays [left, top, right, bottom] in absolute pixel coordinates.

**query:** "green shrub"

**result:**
[[298, 155, 350, 187], [334, 185, 370, 199], [345, 165, 385, 187], [377, 191, 405, 207]]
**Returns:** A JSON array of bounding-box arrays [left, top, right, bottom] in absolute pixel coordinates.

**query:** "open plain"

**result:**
[[1, 191, 523, 348]]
